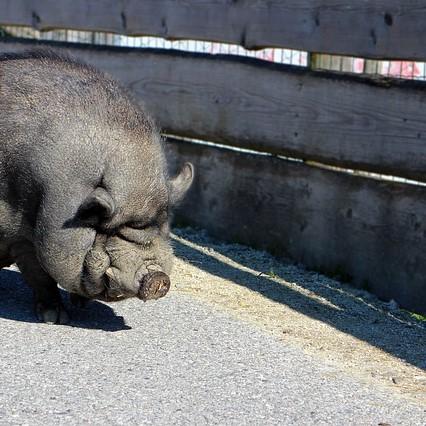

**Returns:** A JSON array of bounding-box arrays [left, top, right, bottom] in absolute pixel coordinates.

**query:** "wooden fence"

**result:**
[[0, 1, 425, 314]]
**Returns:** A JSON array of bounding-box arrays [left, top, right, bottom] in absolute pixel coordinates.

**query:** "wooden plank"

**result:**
[[2, 0, 426, 60], [166, 138, 426, 315], [1, 38, 426, 181]]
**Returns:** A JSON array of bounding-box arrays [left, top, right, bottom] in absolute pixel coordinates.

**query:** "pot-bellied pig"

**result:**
[[0, 51, 193, 324]]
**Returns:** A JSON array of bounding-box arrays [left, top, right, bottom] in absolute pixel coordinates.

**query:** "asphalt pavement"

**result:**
[[0, 267, 424, 425]]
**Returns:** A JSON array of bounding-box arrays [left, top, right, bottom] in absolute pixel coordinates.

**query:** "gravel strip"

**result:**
[[171, 227, 426, 403]]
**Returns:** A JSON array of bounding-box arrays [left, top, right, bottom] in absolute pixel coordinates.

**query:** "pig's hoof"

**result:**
[[138, 271, 171, 302], [69, 293, 89, 308], [35, 302, 70, 325]]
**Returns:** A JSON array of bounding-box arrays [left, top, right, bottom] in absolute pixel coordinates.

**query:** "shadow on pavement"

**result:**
[[173, 229, 426, 371], [0, 268, 131, 331]]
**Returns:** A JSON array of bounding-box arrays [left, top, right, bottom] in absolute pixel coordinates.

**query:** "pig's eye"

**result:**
[[127, 222, 152, 231], [126, 209, 167, 231], [118, 223, 157, 245]]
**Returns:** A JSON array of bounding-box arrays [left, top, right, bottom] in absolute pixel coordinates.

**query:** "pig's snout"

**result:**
[[137, 271, 171, 302]]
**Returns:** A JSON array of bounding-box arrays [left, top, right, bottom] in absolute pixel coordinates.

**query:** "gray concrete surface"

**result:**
[[0, 266, 424, 425]]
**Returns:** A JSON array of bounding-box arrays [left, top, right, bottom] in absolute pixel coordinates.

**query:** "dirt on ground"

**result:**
[[171, 228, 426, 404]]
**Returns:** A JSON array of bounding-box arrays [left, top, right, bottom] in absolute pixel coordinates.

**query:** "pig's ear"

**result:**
[[169, 162, 194, 205], [78, 187, 115, 225]]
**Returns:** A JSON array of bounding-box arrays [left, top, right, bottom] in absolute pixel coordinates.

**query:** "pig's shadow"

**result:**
[[0, 268, 131, 331]]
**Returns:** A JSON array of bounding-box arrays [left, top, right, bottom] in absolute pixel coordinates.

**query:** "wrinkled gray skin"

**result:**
[[0, 51, 193, 324], [82, 232, 174, 302]]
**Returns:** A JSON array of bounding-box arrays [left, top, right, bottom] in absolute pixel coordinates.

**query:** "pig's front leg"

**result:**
[[11, 242, 69, 324]]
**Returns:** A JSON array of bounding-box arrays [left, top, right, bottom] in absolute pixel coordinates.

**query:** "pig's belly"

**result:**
[[0, 241, 13, 268]]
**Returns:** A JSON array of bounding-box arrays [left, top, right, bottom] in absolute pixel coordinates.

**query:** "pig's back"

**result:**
[[0, 50, 153, 140], [0, 51, 157, 237]]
